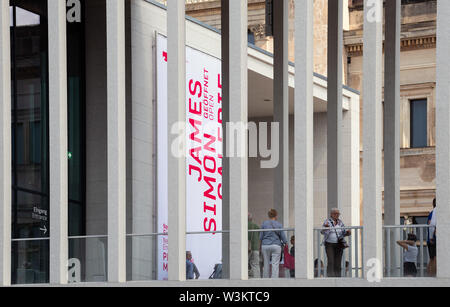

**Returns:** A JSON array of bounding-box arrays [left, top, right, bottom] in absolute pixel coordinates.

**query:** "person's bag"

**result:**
[[283, 245, 295, 270], [337, 237, 349, 250], [331, 219, 349, 250]]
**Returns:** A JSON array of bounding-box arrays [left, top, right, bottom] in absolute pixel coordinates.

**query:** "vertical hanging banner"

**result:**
[[157, 34, 223, 280]]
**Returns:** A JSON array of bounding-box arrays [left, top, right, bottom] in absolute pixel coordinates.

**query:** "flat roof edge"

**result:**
[[144, 0, 361, 96]]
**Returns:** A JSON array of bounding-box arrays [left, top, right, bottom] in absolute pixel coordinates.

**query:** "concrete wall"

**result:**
[[248, 109, 360, 229]]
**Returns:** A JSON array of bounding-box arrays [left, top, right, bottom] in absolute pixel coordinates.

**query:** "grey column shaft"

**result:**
[[273, 0, 289, 226], [294, 0, 314, 279], [106, 0, 127, 283], [0, 0, 12, 287], [327, 0, 343, 213], [167, 0, 186, 281], [436, 0, 450, 279], [221, 0, 230, 280], [363, 0, 383, 278], [48, 0, 69, 285], [384, 0, 401, 276], [226, 0, 248, 280]]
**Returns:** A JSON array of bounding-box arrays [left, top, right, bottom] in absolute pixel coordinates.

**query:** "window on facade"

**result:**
[[410, 99, 428, 148]]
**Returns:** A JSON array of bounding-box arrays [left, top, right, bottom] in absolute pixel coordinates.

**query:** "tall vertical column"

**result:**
[[363, 0, 383, 279], [273, 0, 289, 226], [384, 0, 401, 277], [106, 0, 127, 283], [167, 0, 186, 281], [436, 0, 450, 279], [221, 0, 230, 280], [223, 0, 248, 281], [327, 0, 343, 213], [295, 0, 314, 280], [48, 0, 68, 285], [0, 0, 12, 287]]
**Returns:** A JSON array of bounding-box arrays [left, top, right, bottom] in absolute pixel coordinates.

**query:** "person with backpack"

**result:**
[[260, 209, 287, 279]]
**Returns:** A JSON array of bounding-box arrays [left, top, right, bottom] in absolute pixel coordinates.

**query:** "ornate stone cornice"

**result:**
[[346, 36, 436, 57]]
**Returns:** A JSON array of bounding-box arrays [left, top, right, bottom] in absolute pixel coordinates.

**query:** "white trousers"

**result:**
[[262, 245, 281, 279], [249, 250, 261, 278]]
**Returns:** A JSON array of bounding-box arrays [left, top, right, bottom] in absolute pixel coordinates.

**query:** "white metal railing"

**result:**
[[383, 225, 432, 278], [314, 226, 364, 278], [158, 0, 217, 6]]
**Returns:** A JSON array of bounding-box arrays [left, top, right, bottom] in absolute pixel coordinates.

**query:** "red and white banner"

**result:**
[[157, 34, 223, 280]]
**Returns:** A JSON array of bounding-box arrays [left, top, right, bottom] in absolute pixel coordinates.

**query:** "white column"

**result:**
[[167, 0, 186, 281], [221, 0, 230, 279], [327, 0, 343, 213], [48, 0, 68, 285], [436, 0, 450, 279], [106, 0, 127, 283], [384, 0, 401, 277], [362, 0, 383, 279], [227, 0, 248, 281], [294, 0, 314, 280], [273, 0, 289, 227], [0, 0, 12, 287]]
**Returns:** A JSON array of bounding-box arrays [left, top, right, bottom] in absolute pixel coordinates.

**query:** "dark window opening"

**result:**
[[410, 99, 428, 148]]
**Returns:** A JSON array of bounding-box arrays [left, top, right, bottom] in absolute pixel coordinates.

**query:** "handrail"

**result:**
[[11, 237, 50, 242], [383, 224, 431, 229], [68, 235, 108, 240], [314, 226, 363, 231]]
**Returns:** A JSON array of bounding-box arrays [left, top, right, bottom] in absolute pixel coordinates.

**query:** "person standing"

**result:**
[[248, 213, 261, 278], [397, 234, 419, 277], [321, 208, 351, 277], [260, 209, 288, 279], [186, 251, 200, 280], [427, 198, 437, 277], [289, 236, 295, 278]]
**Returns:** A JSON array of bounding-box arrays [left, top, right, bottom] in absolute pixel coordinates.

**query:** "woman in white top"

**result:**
[[321, 208, 351, 277], [397, 233, 418, 277]]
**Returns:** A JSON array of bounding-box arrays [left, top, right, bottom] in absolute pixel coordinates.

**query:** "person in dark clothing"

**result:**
[[289, 236, 295, 278]]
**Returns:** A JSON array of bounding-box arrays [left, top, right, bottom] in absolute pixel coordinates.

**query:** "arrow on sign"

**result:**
[[40, 225, 48, 235]]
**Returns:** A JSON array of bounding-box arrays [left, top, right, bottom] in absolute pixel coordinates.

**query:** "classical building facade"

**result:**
[[346, 0, 437, 223]]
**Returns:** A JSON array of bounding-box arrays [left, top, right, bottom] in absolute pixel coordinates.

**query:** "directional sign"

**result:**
[[40, 225, 48, 235]]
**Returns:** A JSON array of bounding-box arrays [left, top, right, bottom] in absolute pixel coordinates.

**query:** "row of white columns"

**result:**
[[1, 0, 450, 285]]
